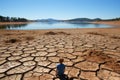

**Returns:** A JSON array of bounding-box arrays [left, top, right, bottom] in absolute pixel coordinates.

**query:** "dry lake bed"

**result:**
[[0, 28, 120, 80]]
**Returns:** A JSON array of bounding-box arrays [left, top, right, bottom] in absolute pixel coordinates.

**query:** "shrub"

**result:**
[[5, 38, 19, 43]]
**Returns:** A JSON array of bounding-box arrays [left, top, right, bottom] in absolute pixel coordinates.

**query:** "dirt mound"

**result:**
[[44, 31, 70, 35], [87, 32, 105, 36], [110, 36, 120, 39]]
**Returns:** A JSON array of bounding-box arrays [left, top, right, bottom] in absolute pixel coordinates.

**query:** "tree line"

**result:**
[[0, 15, 28, 22]]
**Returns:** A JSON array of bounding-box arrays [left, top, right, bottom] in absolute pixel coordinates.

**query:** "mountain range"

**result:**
[[35, 17, 120, 23], [36, 18, 102, 22], [35, 18, 60, 22]]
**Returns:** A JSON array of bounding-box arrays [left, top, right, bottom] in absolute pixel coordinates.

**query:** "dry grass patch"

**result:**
[[26, 36, 34, 40], [57, 31, 70, 35]]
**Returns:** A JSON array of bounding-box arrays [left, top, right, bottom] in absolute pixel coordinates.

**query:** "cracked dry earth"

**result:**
[[0, 30, 120, 80]]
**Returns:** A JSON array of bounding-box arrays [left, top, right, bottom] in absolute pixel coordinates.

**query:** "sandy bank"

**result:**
[[91, 21, 120, 27], [0, 28, 120, 34]]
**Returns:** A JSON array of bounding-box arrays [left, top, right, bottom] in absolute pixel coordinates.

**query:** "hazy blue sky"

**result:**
[[0, 0, 120, 19]]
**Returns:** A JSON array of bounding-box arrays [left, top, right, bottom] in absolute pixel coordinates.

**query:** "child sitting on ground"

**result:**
[[56, 58, 68, 80]]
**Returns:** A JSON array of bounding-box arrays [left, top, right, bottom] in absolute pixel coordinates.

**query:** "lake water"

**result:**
[[0, 22, 114, 30]]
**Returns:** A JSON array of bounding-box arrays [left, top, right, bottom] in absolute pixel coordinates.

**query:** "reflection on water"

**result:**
[[67, 22, 93, 28], [0, 24, 28, 29], [0, 22, 114, 30]]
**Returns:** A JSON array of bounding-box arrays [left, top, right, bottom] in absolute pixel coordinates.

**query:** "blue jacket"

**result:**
[[57, 63, 65, 75]]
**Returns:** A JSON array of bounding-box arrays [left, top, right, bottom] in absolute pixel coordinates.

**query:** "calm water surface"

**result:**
[[0, 22, 114, 30]]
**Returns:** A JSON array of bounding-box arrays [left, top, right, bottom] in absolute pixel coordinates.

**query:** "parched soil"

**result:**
[[0, 29, 120, 80]]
